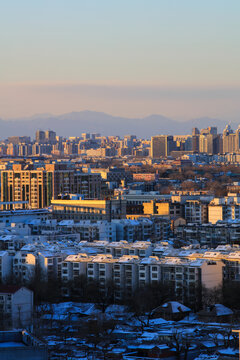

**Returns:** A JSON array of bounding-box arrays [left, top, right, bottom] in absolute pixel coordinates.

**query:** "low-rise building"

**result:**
[[51, 198, 126, 222], [0, 286, 33, 329], [0, 330, 47, 360]]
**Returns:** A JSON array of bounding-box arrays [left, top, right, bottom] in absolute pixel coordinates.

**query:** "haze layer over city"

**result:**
[[0, 1, 240, 360]]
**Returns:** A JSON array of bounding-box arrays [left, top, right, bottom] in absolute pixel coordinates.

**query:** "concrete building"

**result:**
[[208, 197, 240, 224], [0, 286, 33, 329], [0, 251, 12, 283], [1, 163, 105, 210], [184, 200, 208, 224], [13, 252, 36, 284], [150, 135, 174, 158], [1, 164, 74, 209], [223, 124, 236, 153], [113, 255, 140, 300], [87, 254, 117, 291], [176, 222, 240, 246], [143, 200, 183, 219], [51, 198, 127, 222], [62, 253, 90, 283], [74, 172, 102, 199], [38, 251, 66, 282], [0, 330, 47, 360], [138, 256, 161, 287], [224, 252, 240, 281]]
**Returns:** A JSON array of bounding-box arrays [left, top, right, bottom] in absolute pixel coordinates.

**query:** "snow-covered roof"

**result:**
[[214, 304, 233, 316], [64, 253, 90, 262], [161, 301, 191, 313], [140, 256, 159, 265], [131, 241, 152, 249], [118, 255, 140, 263], [91, 254, 116, 263], [58, 220, 74, 226], [227, 252, 240, 260]]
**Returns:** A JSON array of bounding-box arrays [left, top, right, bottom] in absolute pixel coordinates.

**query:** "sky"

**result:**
[[0, 0, 239, 120]]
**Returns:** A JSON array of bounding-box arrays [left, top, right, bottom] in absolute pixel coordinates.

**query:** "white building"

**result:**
[[38, 251, 66, 281], [13, 252, 36, 284], [62, 253, 91, 282], [113, 255, 140, 300], [87, 254, 117, 290], [0, 286, 33, 329], [139, 256, 161, 287]]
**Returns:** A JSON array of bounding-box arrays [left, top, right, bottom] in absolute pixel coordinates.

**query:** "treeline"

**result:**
[[7, 271, 240, 313]]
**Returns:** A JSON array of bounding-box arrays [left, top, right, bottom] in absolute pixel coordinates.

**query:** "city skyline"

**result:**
[[1, 2, 240, 357]]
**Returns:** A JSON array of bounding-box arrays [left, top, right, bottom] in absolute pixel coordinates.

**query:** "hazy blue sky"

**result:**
[[0, 0, 239, 119]]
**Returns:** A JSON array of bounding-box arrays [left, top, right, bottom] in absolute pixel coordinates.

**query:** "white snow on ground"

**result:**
[[38, 300, 240, 360], [140, 331, 160, 341], [148, 318, 168, 325], [201, 341, 216, 348], [105, 304, 127, 314], [194, 355, 219, 360], [218, 348, 239, 355], [40, 302, 101, 317]]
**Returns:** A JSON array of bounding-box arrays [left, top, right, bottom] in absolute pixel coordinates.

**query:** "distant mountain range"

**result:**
[[0, 111, 237, 140]]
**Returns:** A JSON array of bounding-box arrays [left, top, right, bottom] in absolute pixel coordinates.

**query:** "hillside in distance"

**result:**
[[0, 111, 236, 140]]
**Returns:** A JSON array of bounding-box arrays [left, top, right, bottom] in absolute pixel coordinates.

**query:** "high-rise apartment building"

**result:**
[[1, 164, 74, 210], [198, 127, 221, 155], [223, 125, 236, 153], [192, 128, 200, 153], [45, 130, 56, 144], [150, 135, 174, 158], [35, 130, 56, 144], [1, 164, 104, 210], [35, 130, 45, 143]]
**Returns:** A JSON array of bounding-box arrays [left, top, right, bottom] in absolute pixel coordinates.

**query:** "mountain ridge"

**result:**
[[0, 111, 237, 140]]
